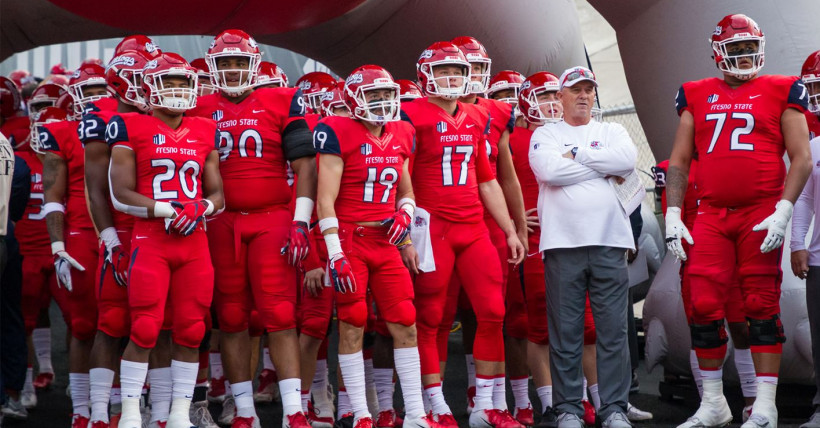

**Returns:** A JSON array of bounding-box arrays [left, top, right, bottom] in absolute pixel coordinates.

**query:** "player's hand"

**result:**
[[52, 242, 85, 292], [381, 210, 412, 246], [400, 243, 420, 275], [753, 200, 794, 253], [170, 200, 210, 236], [327, 252, 356, 293], [303, 267, 325, 297], [791, 250, 810, 279], [507, 232, 525, 265], [525, 207, 539, 233], [104, 245, 130, 287], [282, 221, 310, 266], [665, 207, 693, 261]]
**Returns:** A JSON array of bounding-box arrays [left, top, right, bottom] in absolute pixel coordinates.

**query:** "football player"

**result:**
[[107, 52, 224, 428], [397, 80, 423, 102], [801, 51, 820, 139], [486, 71, 526, 128], [256, 61, 289, 89], [400, 41, 525, 428], [665, 14, 812, 428], [191, 58, 218, 97], [26, 83, 66, 118], [39, 63, 113, 428], [0, 77, 32, 149], [188, 29, 316, 428], [296, 71, 337, 129]]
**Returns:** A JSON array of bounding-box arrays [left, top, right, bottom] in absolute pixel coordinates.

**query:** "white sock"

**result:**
[[232, 380, 256, 418], [492, 377, 508, 411], [279, 377, 303, 416], [301, 390, 310, 413], [582, 377, 588, 401], [394, 347, 423, 419], [69, 372, 91, 417], [757, 374, 778, 386], [755, 380, 777, 410], [424, 384, 452, 415], [22, 367, 34, 393], [170, 360, 198, 417], [422, 386, 431, 413], [120, 360, 148, 423], [474, 377, 493, 412], [263, 347, 276, 371], [111, 386, 122, 405], [465, 354, 476, 388], [689, 349, 703, 397], [536, 386, 553, 412], [510, 376, 530, 410], [90, 368, 115, 422], [589, 384, 601, 410], [700, 367, 723, 381], [338, 389, 352, 418], [148, 367, 172, 422], [364, 357, 378, 415], [209, 351, 223, 379], [734, 348, 757, 398], [374, 368, 395, 413], [312, 359, 331, 406], [338, 351, 371, 418], [32, 328, 53, 374]]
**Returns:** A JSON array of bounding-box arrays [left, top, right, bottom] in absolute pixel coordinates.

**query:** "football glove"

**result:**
[[665, 207, 693, 261], [170, 200, 210, 236], [52, 242, 85, 291], [327, 252, 356, 294], [281, 221, 310, 266], [104, 245, 130, 287], [381, 210, 412, 246], [753, 200, 793, 253]]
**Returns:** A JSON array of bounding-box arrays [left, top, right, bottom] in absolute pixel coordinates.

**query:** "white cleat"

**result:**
[[676, 397, 732, 427], [626, 403, 653, 421], [741, 412, 777, 428], [189, 400, 219, 428], [20, 390, 37, 409], [219, 396, 237, 425], [166, 413, 196, 428], [742, 405, 754, 423]]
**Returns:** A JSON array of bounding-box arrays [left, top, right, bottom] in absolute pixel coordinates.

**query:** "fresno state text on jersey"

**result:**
[[676, 75, 809, 207], [313, 116, 415, 222]]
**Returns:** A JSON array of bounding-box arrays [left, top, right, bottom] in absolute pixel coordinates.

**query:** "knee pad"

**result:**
[[71, 316, 97, 341], [174, 319, 206, 349], [743, 290, 780, 319], [216, 303, 249, 333], [583, 322, 597, 345], [690, 320, 728, 349], [690, 292, 726, 321], [747, 315, 786, 346], [130, 317, 161, 348], [301, 315, 331, 340], [99, 307, 130, 338], [337, 301, 368, 329], [383, 300, 416, 327], [265, 301, 297, 332]]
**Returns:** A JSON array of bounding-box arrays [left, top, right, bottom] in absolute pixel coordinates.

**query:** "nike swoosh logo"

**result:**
[[392, 145, 401, 150], [69, 232, 81, 236], [235, 392, 247, 397], [697, 212, 705, 215], [252, 109, 265, 113], [466, 124, 475, 128], [135, 235, 148, 240], [750, 95, 761, 99], [186, 139, 196, 143], [564, 143, 574, 146]]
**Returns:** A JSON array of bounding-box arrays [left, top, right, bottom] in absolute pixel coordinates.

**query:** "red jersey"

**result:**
[[2, 115, 31, 150], [472, 97, 515, 176], [676, 75, 809, 207], [806, 111, 820, 141], [14, 148, 50, 255], [78, 102, 136, 231], [106, 114, 218, 225], [304, 113, 321, 131], [509, 127, 539, 249], [188, 87, 306, 212], [314, 116, 415, 222], [39, 120, 95, 230], [400, 98, 494, 223]]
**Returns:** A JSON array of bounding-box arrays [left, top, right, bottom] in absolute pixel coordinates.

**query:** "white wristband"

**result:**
[[99, 227, 122, 250], [51, 241, 65, 255], [203, 199, 215, 216], [43, 202, 66, 215], [397, 197, 415, 218], [324, 233, 343, 257], [293, 197, 314, 223], [153, 201, 175, 218], [319, 217, 339, 233]]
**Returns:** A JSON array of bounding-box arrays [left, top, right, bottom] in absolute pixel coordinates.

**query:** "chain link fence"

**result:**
[[600, 104, 661, 213]]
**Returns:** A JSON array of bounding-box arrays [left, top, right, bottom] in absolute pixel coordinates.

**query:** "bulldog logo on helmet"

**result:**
[[345, 73, 363, 86], [145, 42, 158, 53], [419, 50, 434, 60], [143, 60, 158, 70], [107, 55, 136, 70]]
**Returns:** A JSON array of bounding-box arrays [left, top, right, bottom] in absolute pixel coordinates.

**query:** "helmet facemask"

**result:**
[[526, 89, 562, 125], [466, 58, 491, 94], [713, 38, 765, 80], [146, 72, 198, 113], [421, 62, 471, 100], [804, 78, 820, 114], [69, 80, 109, 116], [206, 52, 261, 97], [350, 83, 400, 126]]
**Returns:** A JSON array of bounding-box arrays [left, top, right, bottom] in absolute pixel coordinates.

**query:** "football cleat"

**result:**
[[219, 396, 236, 425], [514, 405, 535, 426], [466, 386, 476, 414], [33, 372, 55, 389], [582, 400, 596, 427], [208, 376, 227, 403], [335, 412, 355, 428], [20, 390, 37, 408], [307, 400, 334, 428], [434, 413, 458, 428], [491, 409, 525, 428], [189, 400, 218, 428], [89, 420, 110, 428], [71, 414, 90, 428], [626, 403, 652, 422], [354, 417, 375, 428], [254, 369, 280, 403], [285, 411, 313, 428], [376, 409, 398, 427], [231, 416, 261, 428]]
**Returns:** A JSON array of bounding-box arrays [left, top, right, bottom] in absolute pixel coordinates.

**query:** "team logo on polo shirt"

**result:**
[[153, 134, 166, 145], [589, 141, 600, 149]]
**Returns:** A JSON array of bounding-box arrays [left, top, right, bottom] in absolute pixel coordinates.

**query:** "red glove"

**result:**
[[381, 210, 412, 246], [282, 221, 310, 266], [327, 252, 356, 293], [170, 200, 210, 236], [105, 245, 130, 287]]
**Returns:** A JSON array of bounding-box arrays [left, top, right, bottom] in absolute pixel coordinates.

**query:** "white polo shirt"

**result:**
[[791, 136, 820, 264], [528, 120, 637, 252], [0, 132, 14, 236]]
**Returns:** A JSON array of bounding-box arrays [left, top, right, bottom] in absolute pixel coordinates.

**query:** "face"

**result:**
[[470, 63, 486, 82], [432, 65, 467, 89], [536, 90, 561, 118], [364, 88, 395, 116], [216, 56, 251, 87], [726, 40, 759, 70], [559, 81, 595, 119], [160, 75, 193, 89], [490, 88, 515, 101], [81, 84, 108, 98]]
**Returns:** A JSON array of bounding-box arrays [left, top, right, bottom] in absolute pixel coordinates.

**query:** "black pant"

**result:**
[[1, 232, 27, 398]]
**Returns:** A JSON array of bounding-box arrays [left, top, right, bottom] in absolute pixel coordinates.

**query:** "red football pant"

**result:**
[[21, 253, 68, 334], [66, 228, 100, 341], [335, 224, 415, 329], [95, 229, 132, 338], [209, 208, 298, 334], [415, 217, 505, 377], [128, 222, 213, 349], [681, 260, 746, 324]]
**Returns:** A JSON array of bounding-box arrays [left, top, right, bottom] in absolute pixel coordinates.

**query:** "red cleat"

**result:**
[[89, 421, 110, 428], [307, 400, 334, 428], [490, 409, 524, 428], [466, 386, 476, 414], [208, 376, 227, 403], [514, 406, 535, 426], [285, 412, 312, 428], [254, 369, 279, 403], [71, 414, 90, 428], [376, 409, 397, 427], [232, 416, 258, 428], [33, 372, 54, 389], [433, 413, 458, 428], [354, 417, 374, 428], [109, 414, 121, 428], [582, 400, 596, 427]]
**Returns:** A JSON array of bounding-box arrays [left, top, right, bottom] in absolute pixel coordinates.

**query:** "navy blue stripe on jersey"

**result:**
[[312, 122, 342, 155], [788, 79, 810, 111], [411, 134, 416, 154], [505, 107, 516, 134], [675, 86, 688, 116], [77, 113, 107, 145], [483, 117, 491, 135], [104, 115, 129, 147], [290, 89, 307, 118], [38, 126, 60, 152], [213, 129, 220, 149], [399, 110, 414, 125]]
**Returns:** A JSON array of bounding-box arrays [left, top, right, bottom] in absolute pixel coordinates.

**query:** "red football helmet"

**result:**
[[50, 63, 70, 75], [68, 63, 110, 115], [296, 71, 337, 114], [142, 52, 198, 113], [518, 72, 562, 125], [80, 58, 103, 68], [416, 41, 471, 100], [0, 77, 23, 119], [206, 29, 261, 97], [487, 70, 525, 106], [396, 79, 423, 102], [320, 82, 347, 118], [30, 107, 68, 154], [106, 51, 150, 111], [114, 35, 161, 59], [256, 61, 288, 88], [711, 14, 765, 80], [54, 91, 78, 120], [9, 70, 33, 90], [451, 36, 491, 94], [43, 74, 70, 86], [343, 65, 400, 125], [802, 50, 820, 114], [27, 83, 67, 117]]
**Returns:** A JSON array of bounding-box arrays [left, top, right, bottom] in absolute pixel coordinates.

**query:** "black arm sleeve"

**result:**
[[10, 155, 30, 222], [282, 119, 316, 161]]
